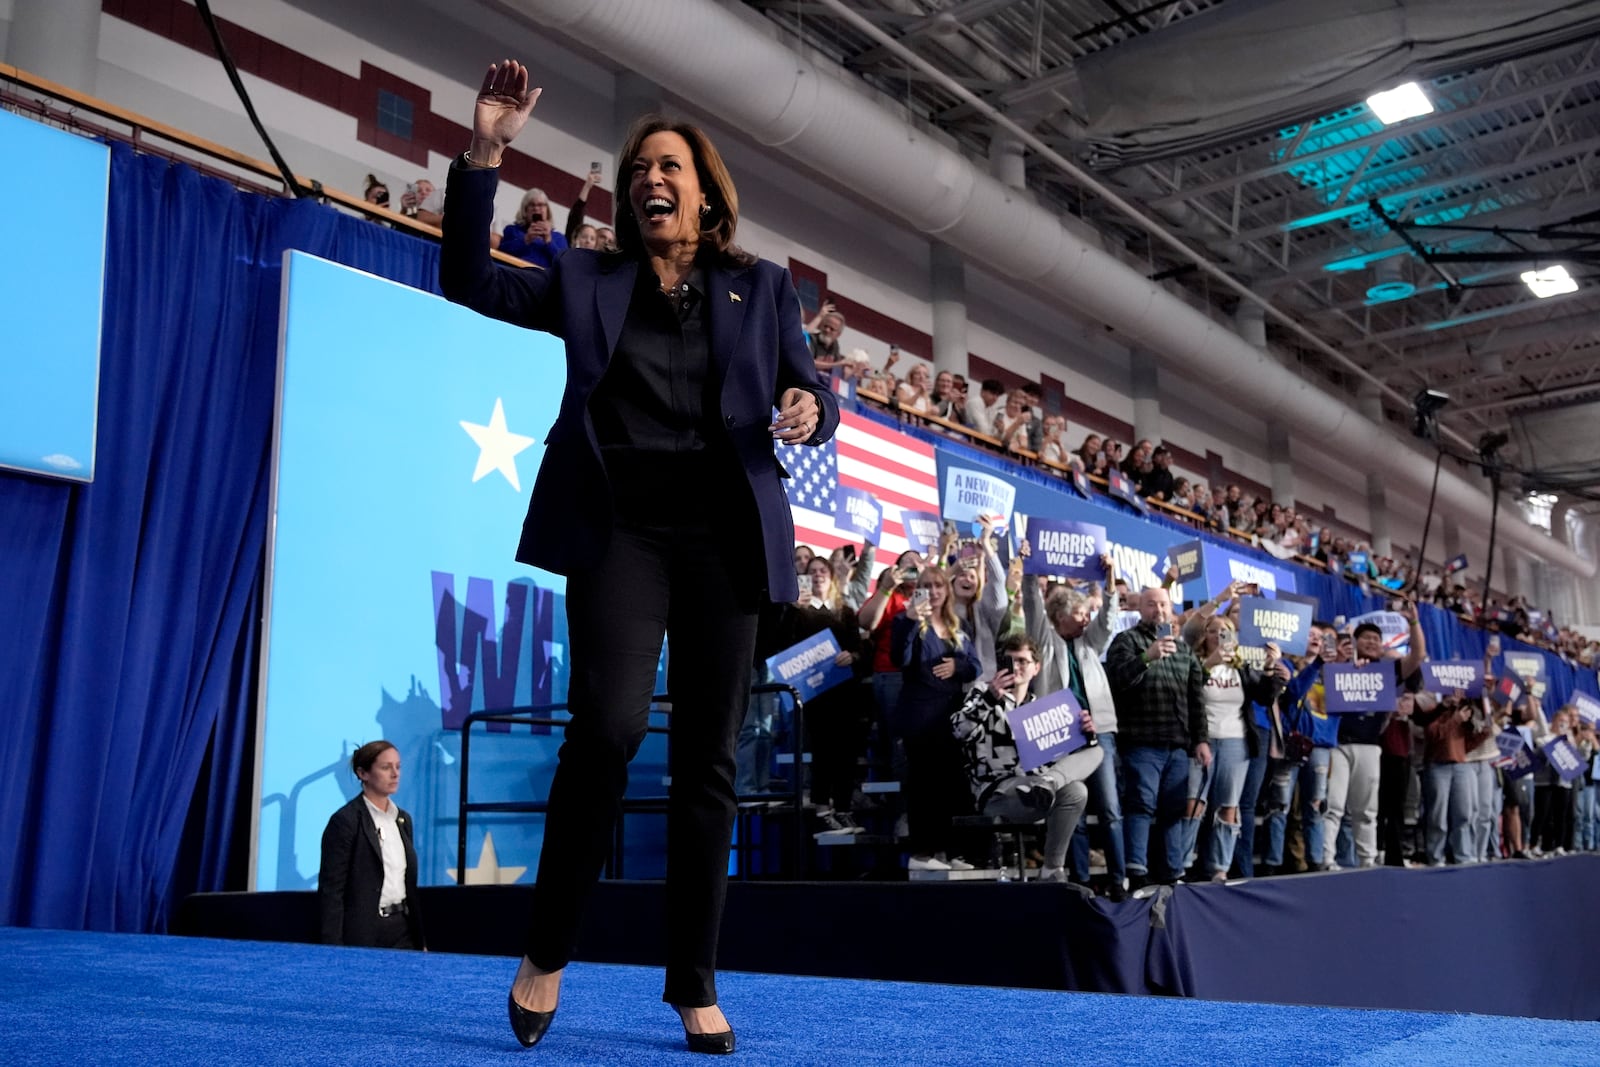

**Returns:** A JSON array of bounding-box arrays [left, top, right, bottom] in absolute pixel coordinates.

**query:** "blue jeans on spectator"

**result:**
[[1232, 723, 1271, 877], [1123, 745, 1190, 880], [1178, 754, 1214, 873], [1423, 761, 1478, 865], [1265, 746, 1330, 869], [1203, 737, 1253, 877], [1472, 760, 1500, 861], [1577, 783, 1599, 851], [1070, 731, 1125, 886], [735, 687, 785, 794], [1335, 816, 1357, 869]]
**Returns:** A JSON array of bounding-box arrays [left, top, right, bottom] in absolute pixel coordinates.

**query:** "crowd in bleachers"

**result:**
[[754, 524, 1600, 893], [801, 331, 1600, 671]]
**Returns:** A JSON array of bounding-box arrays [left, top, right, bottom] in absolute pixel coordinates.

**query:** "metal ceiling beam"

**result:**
[[1449, 379, 1600, 415], [1148, 45, 1600, 206], [1365, 285, 1598, 343], [1227, 135, 1600, 245], [841, 0, 1030, 67], [1267, 185, 1600, 286], [1384, 307, 1600, 375]]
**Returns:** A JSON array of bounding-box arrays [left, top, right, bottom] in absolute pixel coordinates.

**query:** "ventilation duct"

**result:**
[[506, 0, 1595, 579]]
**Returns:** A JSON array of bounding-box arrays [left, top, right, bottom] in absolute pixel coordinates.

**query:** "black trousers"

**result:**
[[807, 685, 864, 812], [523, 461, 760, 1008], [1378, 752, 1411, 865]]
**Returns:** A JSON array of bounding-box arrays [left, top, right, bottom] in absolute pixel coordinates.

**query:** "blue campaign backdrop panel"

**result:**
[[257, 252, 662, 893], [0, 109, 107, 481]]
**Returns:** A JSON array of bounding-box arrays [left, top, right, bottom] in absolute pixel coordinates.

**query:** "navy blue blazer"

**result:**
[[440, 161, 838, 603]]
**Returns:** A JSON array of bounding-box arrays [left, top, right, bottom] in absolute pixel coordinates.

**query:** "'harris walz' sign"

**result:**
[[1005, 688, 1089, 771], [1021, 518, 1107, 580], [1237, 596, 1313, 656], [1322, 663, 1396, 713], [1421, 659, 1484, 699]]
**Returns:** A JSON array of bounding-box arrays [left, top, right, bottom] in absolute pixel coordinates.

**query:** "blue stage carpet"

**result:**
[[1, 927, 1596, 1065]]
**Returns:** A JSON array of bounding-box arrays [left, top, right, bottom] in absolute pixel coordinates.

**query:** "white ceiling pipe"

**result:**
[[507, 0, 1595, 579]]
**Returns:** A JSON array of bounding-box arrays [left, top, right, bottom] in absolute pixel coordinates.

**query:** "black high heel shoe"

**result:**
[[677, 1007, 735, 1055], [507, 991, 556, 1049]]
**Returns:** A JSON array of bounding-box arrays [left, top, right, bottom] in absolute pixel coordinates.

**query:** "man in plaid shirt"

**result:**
[[1106, 586, 1210, 887]]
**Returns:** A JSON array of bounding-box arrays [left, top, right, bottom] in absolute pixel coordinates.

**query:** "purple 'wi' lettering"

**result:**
[[432, 572, 528, 731]]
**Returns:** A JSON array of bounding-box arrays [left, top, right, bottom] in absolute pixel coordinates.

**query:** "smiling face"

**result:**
[[950, 563, 979, 601], [934, 371, 954, 398], [629, 130, 706, 252]]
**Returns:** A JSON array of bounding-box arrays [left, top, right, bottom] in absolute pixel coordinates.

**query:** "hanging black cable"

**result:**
[[1409, 447, 1445, 596], [193, 0, 316, 199], [1481, 469, 1503, 609]]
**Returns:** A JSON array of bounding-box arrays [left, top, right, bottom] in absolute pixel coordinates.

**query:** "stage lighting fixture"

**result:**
[[1366, 82, 1433, 125], [1477, 430, 1509, 460], [1520, 265, 1578, 298], [1410, 387, 1448, 439]]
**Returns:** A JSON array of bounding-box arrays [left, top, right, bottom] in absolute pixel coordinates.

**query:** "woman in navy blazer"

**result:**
[[440, 61, 837, 1055]]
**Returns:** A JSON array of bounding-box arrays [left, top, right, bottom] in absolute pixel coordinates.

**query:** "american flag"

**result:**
[[778, 410, 939, 558]]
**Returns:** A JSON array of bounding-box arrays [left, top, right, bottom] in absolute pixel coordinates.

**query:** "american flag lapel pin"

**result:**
[[728, 291, 741, 302]]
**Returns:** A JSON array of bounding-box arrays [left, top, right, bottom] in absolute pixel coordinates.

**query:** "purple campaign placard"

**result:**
[[1496, 732, 1539, 779], [1069, 464, 1091, 499], [1572, 691, 1600, 727], [1322, 663, 1396, 713], [900, 510, 942, 555], [765, 630, 852, 703], [1492, 730, 1526, 766], [1005, 688, 1088, 771], [1237, 596, 1313, 656], [835, 485, 883, 545], [1023, 519, 1107, 579], [1541, 736, 1586, 783], [1170, 539, 1204, 584], [1421, 659, 1485, 699]]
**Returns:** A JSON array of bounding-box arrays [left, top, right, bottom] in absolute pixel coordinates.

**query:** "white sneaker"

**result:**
[[908, 854, 951, 871], [944, 857, 976, 871], [1038, 866, 1068, 883]]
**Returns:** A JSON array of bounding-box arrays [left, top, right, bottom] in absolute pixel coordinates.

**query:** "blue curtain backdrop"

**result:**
[[0, 145, 442, 932], [0, 143, 1595, 935]]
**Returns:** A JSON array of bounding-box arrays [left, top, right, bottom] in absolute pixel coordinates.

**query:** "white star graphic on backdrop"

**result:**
[[460, 398, 535, 491], [445, 831, 527, 885]]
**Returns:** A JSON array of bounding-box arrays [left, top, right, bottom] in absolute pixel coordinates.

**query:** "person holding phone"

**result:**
[[499, 187, 569, 268], [1105, 586, 1208, 888], [440, 61, 838, 1053], [564, 161, 605, 246], [890, 567, 982, 871], [1187, 619, 1288, 881], [950, 635, 1102, 880]]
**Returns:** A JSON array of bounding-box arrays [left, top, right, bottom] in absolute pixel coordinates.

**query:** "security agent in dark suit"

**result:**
[[318, 741, 424, 950], [439, 61, 838, 1055]]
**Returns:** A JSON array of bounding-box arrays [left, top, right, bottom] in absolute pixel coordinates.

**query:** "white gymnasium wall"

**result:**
[[32, 0, 1562, 584]]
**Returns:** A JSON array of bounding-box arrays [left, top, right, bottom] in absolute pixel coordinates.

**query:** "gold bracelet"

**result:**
[[463, 150, 501, 169]]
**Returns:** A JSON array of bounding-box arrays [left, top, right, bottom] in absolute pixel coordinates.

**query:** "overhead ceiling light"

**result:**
[[1366, 82, 1434, 125], [1520, 265, 1579, 298]]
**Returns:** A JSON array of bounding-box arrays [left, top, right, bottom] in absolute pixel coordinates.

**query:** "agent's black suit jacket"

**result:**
[[318, 794, 424, 948], [439, 159, 839, 604]]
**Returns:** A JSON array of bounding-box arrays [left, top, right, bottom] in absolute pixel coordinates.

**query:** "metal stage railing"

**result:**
[[456, 682, 806, 884]]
